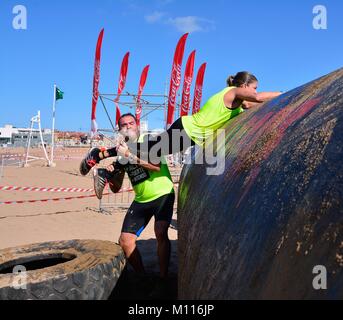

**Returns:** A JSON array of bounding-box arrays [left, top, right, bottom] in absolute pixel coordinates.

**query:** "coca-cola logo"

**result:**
[[118, 75, 126, 93], [171, 64, 182, 87], [169, 86, 177, 106], [136, 93, 143, 116], [168, 64, 182, 109], [181, 103, 189, 114], [93, 61, 100, 89], [181, 77, 192, 113], [194, 85, 202, 97], [92, 60, 100, 105], [136, 104, 142, 115], [193, 85, 203, 113], [183, 76, 192, 95]]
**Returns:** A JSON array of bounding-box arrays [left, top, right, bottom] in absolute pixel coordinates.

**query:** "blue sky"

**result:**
[[0, 0, 342, 131]]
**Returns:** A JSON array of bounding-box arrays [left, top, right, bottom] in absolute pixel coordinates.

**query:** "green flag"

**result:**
[[56, 87, 64, 101]]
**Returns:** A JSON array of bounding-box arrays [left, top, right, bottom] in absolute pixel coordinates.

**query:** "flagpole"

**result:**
[[50, 84, 57, 167]]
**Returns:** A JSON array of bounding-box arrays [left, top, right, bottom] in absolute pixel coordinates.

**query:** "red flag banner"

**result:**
[[136, 65, 150, 126], [166, 33, 189, 128], [192, 63, 207, 115], [115, 52, 130, 125], [180, 50, 196, 117], [91, 28, 104, 135]]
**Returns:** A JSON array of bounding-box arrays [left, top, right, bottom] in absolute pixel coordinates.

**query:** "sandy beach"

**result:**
[[0, 148, 180, 299]]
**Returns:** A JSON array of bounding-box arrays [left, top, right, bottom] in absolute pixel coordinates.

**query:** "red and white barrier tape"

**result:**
[[54, 156, 84, 160], [0, 188, 134, 205], [0, 186, 94, 193], [1, 150, 86, 158], [53, 149, 89, 154], [0, 194, 104, 205], [0, 154, 25, 158]]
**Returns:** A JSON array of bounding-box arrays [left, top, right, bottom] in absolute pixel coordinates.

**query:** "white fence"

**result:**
[[98, 170, 181, 214]]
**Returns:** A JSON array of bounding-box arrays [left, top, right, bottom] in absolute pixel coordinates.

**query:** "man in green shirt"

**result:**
[[90, 113, 175, 289]]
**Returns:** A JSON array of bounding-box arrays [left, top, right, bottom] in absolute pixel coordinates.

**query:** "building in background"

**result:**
[[140, 120, 149, 135], [55, 131, 89, 147], [0, 124, 52, 148], [0, 125, 13, 145]]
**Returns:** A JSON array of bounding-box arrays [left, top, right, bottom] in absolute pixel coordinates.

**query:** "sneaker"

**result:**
[[79, 148, 102, 176], [93, 168, 111, 199], [108, 168, 125, 194]]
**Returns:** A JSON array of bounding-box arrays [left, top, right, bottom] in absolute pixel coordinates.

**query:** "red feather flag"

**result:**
[[136, 65, 150, 126], [115, 52, 130, 125], [166, 33, 188, 128], [91, 28, 104, 135], [180, 50, 196, 117], [192, 63, 207, 115]]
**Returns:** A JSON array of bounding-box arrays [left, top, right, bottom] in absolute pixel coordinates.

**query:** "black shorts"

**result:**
[[121, 193, 175, 237]]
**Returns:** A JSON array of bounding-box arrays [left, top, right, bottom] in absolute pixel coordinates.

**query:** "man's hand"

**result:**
[[115, 140, 161, 172], [107, 164, 115, 172], [116, 141, 130, 158], [115, 133, 127, 145]]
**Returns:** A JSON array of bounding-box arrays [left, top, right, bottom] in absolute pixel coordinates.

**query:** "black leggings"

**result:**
[[107, 117, 195, 160]]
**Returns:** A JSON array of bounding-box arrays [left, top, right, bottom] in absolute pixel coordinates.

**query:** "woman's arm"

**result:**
[[224, 88, 282, 107], [255, 91, 282, 101], [242, 101, 261, 109]]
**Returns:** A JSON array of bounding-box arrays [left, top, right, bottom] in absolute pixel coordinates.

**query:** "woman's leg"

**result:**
[[79, 117, 196, 175], [106, 117, 195, 159]]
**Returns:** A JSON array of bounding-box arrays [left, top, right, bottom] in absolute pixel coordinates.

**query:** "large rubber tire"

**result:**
[[0, 240, 126, 300]]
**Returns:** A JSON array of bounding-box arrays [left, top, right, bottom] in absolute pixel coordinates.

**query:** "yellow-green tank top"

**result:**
[[181, 86, 244, 146]]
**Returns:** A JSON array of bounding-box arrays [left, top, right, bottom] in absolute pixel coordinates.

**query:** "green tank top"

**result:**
[[132, 159, 174, 203], [118, 135, 174, 203], [181, 86, 244, 145]]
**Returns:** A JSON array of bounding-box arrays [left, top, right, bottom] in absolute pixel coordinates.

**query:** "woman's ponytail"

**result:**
[[226, 72, 258, 87], [227, 76, 235, 87]]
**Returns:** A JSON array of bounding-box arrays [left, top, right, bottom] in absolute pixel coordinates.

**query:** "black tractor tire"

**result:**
[[0, 239, 126, 300]]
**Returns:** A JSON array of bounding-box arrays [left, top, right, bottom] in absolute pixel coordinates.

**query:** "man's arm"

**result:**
[[117, 144, 161, 172], [129, 153, 161, 172]]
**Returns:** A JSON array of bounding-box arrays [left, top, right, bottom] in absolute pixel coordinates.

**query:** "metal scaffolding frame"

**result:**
[[96, 90, 184, 165], [97, 87, 181, 135]]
